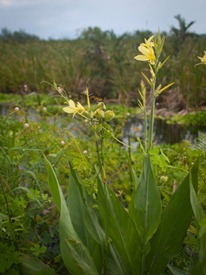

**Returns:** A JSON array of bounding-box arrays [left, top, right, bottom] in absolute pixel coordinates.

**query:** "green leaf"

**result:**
[[129, 155, 161, 274], [14, 186, 42, 207], [67, 164, 104, 272], [45, 156, 99, 275], [168, 264, 188, 275], [44, 156, 61, 212], [129, 156, 162, 242], [0, 243, 19, 273], [189, 180, 206, 234], [146, 159, 199, 274], [97, 175, 141, 274], [190, 179, 206, 274], [128, 155, 140, 189], [68, 164, 105, 244], [63, 238, 99, 275], [20, 254, 55, 275], [68, 164, 129, 274]]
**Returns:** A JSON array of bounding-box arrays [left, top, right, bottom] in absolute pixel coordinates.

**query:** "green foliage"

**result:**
[[46, 155, 200, 274], [146, 160, 199, 274], [0, 28, 40, 43], [170, 14, 196, 41], [0, 90, 206, 272], [20, 254, 55, 274], [0, 243, 19, 273], [182, 112, 206, 127], [195, 132, 206, 153], [0, 103, 72, 273], [190, 177, 206, 274], [44, 33, 206, 274], [45, 156, 100, 275], [129, 156, 161, 255], [0, 28, 206, 273], [0, 26, 205, 107]]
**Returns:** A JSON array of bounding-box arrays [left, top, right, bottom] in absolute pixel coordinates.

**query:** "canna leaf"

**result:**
[[190, 179, 206, 274], [168, 264, 188, 275], [67, 163, 104, 272], [45, 156, 99, 275], [129, 156, 162, 240], [97, 175, 141, 274], [146, 159, 199, 274], [20, 254, 55, 274], [68, 163, 129, 274], [68, 163, 105, 244], [129, 155, 162, 273]]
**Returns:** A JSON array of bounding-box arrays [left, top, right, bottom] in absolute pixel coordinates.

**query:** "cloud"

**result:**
[[0, 0, 34, 7], [0, 0, 205, 39]]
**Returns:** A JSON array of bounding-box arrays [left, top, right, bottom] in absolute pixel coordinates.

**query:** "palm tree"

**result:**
[[170, 14, 196, 40]]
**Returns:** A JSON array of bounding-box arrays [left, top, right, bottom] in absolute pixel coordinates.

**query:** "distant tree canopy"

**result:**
[[0, 15, 205, 108], [170, 14, 197, 40], [0, 28, 40, 43], [1, 14, 204, 44]]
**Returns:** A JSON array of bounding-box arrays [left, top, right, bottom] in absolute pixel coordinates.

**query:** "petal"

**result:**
[[77, 102, 85, 111], [63, 106, 74, 113], [146, 35, 154, 45], [134, 55, 149, 61], [138, 45, 150, 55], [68, 100, 76, 108]]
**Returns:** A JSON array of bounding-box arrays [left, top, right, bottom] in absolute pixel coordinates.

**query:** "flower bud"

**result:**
[[104, 110, 115, 121], [97, 102, 106, 110], [91, 124, 103, 132], [93, 109, 104, 119]]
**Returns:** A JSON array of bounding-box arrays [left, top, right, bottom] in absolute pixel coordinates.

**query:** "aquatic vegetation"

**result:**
[[45, 34, 206, 274], [0, 32, 206, 273]]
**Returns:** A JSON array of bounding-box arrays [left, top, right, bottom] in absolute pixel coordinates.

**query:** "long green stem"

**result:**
[[148, 75, 156, 152], [95, 127, 109, 273], [143, 93, 148, 153], [95, 129, 106, 183]]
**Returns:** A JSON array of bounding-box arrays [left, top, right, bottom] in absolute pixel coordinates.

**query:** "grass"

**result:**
[[0, 28, 206, 108], [0, 27, 206, 272], [0, 92, 205, 272]]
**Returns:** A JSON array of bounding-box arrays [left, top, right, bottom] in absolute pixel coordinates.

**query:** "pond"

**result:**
[[122, 115, 206, 147], [1, 103, 206, 146]]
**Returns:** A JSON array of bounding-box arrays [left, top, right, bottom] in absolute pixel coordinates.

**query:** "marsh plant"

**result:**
[[46, 34, 206, 274]]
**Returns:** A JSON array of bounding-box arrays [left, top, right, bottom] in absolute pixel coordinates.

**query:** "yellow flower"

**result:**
[[141, 35, 155, 48], [134, 35, 156, 65], [198, 51, 206, 65], [63, 99, 85, 117]]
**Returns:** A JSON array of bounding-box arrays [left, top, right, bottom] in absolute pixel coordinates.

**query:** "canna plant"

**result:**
[[45, 34, 201, 274]]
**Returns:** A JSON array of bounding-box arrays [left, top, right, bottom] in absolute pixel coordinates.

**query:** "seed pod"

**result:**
[[94, 108, 105, 119], [104, 110, 115, 121], [97, 102, 106, 110]]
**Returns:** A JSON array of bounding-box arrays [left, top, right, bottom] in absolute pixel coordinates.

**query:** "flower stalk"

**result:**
[[53, 85, 116, 182], [135, 33, 174, 154]]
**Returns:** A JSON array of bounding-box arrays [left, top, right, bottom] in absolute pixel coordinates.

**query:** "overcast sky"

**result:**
[[0, 0, 205, 39]]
